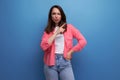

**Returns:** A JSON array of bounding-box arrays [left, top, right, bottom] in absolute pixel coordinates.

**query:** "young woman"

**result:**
[[40, 5, 87, 80]]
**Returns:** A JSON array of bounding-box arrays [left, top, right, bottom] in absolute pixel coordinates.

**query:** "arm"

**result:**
[[71, 24, 87, 52], [40, 32, 52, 51], [40, 24, 66, 51], [48, 23, 66, 44], [66, 24, 87, 60]]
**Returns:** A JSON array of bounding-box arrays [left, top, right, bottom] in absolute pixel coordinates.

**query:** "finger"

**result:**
[[61, 23, 66, 28], [61, 29, 65, 33], [66, 56, 71, 60], [66, 57, 71, 60]]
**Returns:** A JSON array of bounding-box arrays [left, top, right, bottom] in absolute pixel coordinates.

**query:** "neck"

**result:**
[[55, 23, 58, 26]]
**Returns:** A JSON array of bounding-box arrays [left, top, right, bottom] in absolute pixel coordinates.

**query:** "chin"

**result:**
[[55, 22, 59, 25]]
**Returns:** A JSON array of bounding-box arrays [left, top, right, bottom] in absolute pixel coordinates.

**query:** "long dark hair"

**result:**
[[45, 5, 67, 34]]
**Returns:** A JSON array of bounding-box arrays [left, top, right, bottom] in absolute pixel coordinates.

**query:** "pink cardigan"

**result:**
[[40, 24, 87, 66]]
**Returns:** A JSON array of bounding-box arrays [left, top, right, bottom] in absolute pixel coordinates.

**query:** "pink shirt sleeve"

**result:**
[[40, 32, 52, 51], [70, 24, 87, 52]]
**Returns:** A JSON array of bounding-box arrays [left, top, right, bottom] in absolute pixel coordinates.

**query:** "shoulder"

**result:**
[[42, 31, 52, 37], [67, 24, 76, 30], [67, 24, 73, 28]]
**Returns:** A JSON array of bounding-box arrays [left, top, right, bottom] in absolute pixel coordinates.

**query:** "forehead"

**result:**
[[51, 8, 60, 13]]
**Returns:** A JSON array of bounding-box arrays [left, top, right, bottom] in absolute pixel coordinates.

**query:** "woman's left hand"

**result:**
[[66, 50, 74, 60]]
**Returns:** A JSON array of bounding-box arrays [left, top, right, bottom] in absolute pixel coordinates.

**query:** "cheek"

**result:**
[[56, 16, 61, 21], [51, 15, 55, 19], [51, 17, 55, 22], [59, 16, 61, 19]]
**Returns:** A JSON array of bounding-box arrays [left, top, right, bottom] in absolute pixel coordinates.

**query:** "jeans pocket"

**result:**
[[63, 58, 71, 65]]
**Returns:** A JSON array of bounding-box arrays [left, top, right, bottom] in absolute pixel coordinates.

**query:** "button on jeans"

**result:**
[[44, 54, 75, 80]]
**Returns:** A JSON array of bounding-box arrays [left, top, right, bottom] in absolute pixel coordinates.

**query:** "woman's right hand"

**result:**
[[56, 23, 66, 34]]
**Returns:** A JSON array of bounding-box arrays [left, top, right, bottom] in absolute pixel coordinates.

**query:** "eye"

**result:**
[[57, 13, 61, 15], [52, 12, 56, 15]]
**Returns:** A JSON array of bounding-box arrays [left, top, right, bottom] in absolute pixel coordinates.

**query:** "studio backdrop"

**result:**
[[0, 0, 120, 80]]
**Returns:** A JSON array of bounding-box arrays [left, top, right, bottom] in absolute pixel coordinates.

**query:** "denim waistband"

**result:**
[[55, 54, 63, 58]]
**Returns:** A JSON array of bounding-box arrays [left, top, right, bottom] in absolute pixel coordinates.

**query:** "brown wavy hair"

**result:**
[[45, 5, 67, 34]]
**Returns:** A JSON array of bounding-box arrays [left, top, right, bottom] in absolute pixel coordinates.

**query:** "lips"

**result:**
[[52, 18, 60, 23], [55, 19, 59, 21], [54, 20, 60, 23]]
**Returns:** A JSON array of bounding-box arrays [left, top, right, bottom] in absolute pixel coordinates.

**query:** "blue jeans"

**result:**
[[44, 54, 75, 80]]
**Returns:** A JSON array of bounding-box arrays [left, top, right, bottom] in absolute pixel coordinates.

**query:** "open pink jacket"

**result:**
[[40, 24, 87, 66]]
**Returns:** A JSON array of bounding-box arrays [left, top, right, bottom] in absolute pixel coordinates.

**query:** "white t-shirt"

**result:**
[[54, 27, 64, 54]]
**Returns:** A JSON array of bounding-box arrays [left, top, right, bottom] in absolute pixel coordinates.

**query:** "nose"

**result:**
[[55, 14, 58, 18]]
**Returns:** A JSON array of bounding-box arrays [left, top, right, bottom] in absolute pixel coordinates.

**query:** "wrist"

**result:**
[[70, 50, 74, 54], [54, 31, 58, 36]]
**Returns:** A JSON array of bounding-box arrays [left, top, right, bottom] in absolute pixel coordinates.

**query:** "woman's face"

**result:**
[[51, 8, 61, 26]]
